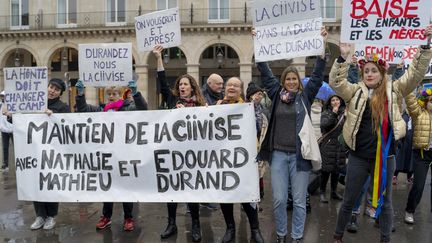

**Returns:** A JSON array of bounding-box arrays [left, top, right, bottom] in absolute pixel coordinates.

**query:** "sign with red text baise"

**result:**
[[341, 0, 431, 45]]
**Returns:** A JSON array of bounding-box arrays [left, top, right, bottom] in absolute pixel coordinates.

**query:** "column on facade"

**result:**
[[135, 65, 148, 100], [239, 62, 253, 92], [291, 57, 307, 78], [186, 63, 200, 85], [0, 70, 4, 91]]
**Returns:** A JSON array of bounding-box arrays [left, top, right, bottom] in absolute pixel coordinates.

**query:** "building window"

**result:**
[[10, 0, 29, 29], [57, 0, 77, 27], [321, 0, 336, 21], [106, 0, 126, 25], [208, 0, 229, 23], [157, 0, 177, 10]]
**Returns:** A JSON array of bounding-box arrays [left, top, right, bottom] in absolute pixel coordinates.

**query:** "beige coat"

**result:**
[[405, 93, 432, 149], [329, 47, 432, 151]]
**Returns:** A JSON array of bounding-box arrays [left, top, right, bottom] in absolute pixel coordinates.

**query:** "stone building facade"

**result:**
[[0, 0, 342, 109]]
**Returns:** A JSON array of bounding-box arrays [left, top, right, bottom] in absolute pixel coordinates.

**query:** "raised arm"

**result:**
[[74, 80, 102, 112]]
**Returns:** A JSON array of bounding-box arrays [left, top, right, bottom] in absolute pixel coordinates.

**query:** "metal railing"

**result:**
[[0, 6, 342, 32]]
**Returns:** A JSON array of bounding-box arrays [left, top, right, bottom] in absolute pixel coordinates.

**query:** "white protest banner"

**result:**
[[78, 43, 132, 87], [354, 44, 406, 64], [252, 0, 323, 62], [13, 104, 260, 203], [135, 7, 181, 52], [3, 67, 48, 113], [341, 0, 431, 45]]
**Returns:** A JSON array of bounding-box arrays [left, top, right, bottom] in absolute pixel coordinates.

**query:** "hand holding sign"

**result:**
[[321, 27, 328, 58], [76, 80, 85, 96], [153, 45, 163, 59], [424, 24, 432, 45], [128, 81, 138, 95], [340, 43, 352, 60]]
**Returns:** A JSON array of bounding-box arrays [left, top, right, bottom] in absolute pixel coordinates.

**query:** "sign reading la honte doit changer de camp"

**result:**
[[13, 104, 260, 203], [3, 67, 48, 113]]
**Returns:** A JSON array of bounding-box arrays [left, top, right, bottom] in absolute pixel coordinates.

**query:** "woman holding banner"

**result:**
[[330, 24, 432, 243], [255, 27, 328, 243], [153, 45, 205, 242], [30, 78, 69, 230], [214, 77, 264, 243], [74, 79, 147, 232]]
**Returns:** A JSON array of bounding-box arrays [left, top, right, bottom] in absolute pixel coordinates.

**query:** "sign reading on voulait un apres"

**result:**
[[251, 0, 324, 62], [341, 0, 431, 45], [13, 104, 260, 203], [3, 66, 48, 113], [78, 42, 132, 87], [135, 7, 181, 52]]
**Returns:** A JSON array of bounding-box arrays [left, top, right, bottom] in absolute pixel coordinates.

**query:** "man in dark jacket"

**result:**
[[201, 73, 224, 105]]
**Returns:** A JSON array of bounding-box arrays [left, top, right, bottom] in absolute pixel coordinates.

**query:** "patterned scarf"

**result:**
[[104, 99, 124, 112], [279, 89, 297, 104], [372, 99, 393, 218], [176, 96, 197, 108]]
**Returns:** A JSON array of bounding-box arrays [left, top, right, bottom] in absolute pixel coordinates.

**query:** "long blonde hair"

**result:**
[[361, 63, 388, 132]]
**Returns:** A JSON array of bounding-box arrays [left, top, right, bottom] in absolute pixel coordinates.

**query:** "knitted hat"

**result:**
[[49, 78, 66, 94], [417, 88, 432, 107], [246, 82, 263, 101]]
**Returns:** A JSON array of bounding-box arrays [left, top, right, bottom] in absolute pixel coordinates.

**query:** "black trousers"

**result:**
[[1, 132, 12, 167], [320, 171, 339, 193], [405, 150, 432, 213], [33, 202, 58, 218], [220, 203, 259, 230], [167, 203, 200, 221], [102, 202, 133, 219]]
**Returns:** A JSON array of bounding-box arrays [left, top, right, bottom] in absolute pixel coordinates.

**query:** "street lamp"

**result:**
[[163, 50, 170, 64], [14, 48, 20, 67], [61, 39, 68, 67], [216, 44, 224, 64]]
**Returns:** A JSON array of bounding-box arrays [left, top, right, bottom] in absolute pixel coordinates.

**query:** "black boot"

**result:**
[[276, 234, 286, 243], [331, 191, 343, 201], [251, 228, 264, 243], [222, 224, 235, 243], [191, 219, 202, 242], [160, 218, 177, 239], [346, 214, 358, 233]]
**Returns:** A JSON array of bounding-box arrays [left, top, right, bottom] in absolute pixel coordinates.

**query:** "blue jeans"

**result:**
[[271, 150, 310, 239]]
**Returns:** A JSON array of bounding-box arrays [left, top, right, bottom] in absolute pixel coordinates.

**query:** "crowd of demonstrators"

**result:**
[[29, 78, 70, 231], [330, 24, 432, 243], [216, 77, 264, 243], [318, 95, 346, 203], [0, 90, 12, 172], [256, 27, 328, 243], [75, 77, 148, 232], [153, 45, 204, 242], [403, 89, 432, 224]]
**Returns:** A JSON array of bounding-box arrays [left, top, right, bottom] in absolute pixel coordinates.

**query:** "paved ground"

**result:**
[[1, 161, 432, 242]]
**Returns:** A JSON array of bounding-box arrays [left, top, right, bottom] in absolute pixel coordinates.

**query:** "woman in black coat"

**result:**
[[319, 95, 347, 203]]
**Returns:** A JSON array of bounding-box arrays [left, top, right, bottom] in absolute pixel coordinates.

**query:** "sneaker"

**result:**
[[30, 216, 45, 230], [123, 218, 135, 231], [392, 176, 397, 185], [346, 214, 358, 233], [43, 217, 56, 230], [404, 212, 414, 224], [96, 216, 112, 230], [200, 203, 218, 210], [364, 206, 376, 218]]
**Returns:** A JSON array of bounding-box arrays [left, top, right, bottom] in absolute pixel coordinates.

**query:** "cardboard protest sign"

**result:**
[[135, 7, 181, 52], [341, 0, 431, 45], [78, 43, 132, 87], [3, 67, 48, 113], [13, 104, 260, 203], [252, 0, 323, 62], [354, 44, 406, 64]]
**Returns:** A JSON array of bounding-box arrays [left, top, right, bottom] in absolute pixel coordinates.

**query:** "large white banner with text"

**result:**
[[13, 104, 260, 203]]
